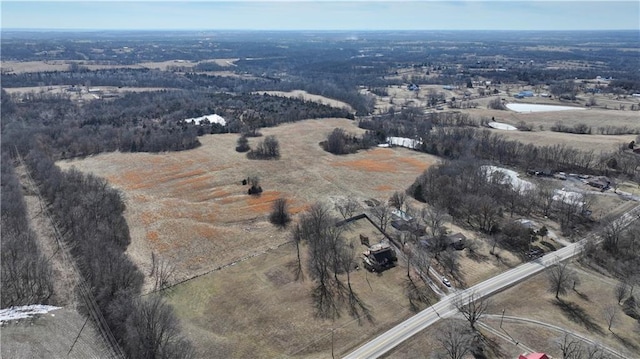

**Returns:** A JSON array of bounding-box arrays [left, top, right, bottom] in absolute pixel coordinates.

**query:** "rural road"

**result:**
[[344, 205, 640, 359]]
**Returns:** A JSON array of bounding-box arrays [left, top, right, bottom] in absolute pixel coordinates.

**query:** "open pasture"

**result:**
[[57, 118, 438, 284]]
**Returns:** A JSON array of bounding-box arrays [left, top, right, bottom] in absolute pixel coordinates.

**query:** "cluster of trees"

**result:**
[[550, 122, 593, 135], [409, 160, 592, 245], [24, 151, 194, 358], [246, 135, 280, 160], [487, 97, 507, 110], [269, 198, 291, 228], [1, 154, 54, 308], [321, 128, 380, 155], [292, 203, 370, 321], [595, 125, 640, 136]]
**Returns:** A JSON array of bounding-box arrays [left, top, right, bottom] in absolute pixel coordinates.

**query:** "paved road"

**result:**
[[344, 205, 640, 359]]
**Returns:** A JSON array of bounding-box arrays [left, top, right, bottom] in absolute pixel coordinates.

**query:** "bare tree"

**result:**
[[601, 218, 625, 254], [452, 290, 490, 330], [125, 295, 195, 359], [603, 305, 618, 332], [555, 333, 583, 359], [335, 198, 359, 220], [235, 135, 250, 152], [547, 260, 576, 299], [150, 252, 175, 291], [440, 248, 460, 276], [421, 205, 447, 237], [584, 343, 610, 359], [371, 204, 391, 233], [436, 320, 474, 359], [299, 203, 344, 318], [536, 182, 557, 217], [614, 281, 629, 305], [389, 191, 407, 212], [269, 197, 291, 228], [291, 224, 304, 281]]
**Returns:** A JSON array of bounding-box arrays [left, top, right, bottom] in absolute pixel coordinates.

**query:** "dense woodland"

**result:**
[[2, 30, 640, 358]]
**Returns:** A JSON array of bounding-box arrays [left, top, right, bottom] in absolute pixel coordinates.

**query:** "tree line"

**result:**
[[1, 154, 54, 308], [24, 150, 194, 359]]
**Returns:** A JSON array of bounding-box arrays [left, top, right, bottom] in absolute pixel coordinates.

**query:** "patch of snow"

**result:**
[[487, 122, 517, 131], [0, 305, 61, 323], [386, 136, 422, 149], [506, 103, 586, 113], [391, 209, 413, 221], [553, 188, 584, 206], [483, 165, 535, 192], [184, 113, 226, 126]]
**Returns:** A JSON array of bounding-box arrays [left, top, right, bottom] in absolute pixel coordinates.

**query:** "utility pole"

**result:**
[[331, 328, 335, 359], [500, 308, 505, 328]]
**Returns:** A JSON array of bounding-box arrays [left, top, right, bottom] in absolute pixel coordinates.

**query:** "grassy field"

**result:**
[[254, 90, 354, 111], [54, 113, 637, 358], [166, 219, 437, 358], [57, 118, 439, 285], [365, 83, 638, 153], [1, 58, 238, 73], [386, 262, 640, 359]]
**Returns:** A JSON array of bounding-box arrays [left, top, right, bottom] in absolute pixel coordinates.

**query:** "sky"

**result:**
[[2, 1, 639, 31]]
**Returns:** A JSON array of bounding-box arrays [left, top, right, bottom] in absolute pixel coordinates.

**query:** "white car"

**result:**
[[442, 277, 451, 287]]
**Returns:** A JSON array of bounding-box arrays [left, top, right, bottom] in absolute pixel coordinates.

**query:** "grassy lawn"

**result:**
[[387, 262, 640, 358]]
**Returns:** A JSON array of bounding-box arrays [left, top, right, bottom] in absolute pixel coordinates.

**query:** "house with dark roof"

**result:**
[[362, 243, 397, 272]]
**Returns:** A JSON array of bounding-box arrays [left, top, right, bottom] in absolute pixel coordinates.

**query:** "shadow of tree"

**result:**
[[312, 278, 375, 325], [404, 278, 432, 313], [286, 259, 304, 282], [467, 250, 490, 263], [312, 282, 340, 320], [551, 299, 603, 335], [612, 331, 639, 352], [475, 331, 507, 359], [341, 284, 375, 325], [572, 289, 590, 302]]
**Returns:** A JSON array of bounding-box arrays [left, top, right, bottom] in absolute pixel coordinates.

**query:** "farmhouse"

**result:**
[[362, 242, 397, 272]]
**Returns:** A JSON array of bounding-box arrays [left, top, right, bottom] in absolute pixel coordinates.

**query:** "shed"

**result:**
[[518, 353, 549, 359]]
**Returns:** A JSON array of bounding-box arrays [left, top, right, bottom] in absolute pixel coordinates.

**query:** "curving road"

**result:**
[[344, 205, 640, 359]]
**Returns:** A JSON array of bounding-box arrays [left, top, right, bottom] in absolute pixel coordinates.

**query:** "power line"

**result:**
[[16, 149, 125, 359]]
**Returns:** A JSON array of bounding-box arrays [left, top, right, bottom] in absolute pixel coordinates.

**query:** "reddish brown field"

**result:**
[[57, 118, 439, 285]]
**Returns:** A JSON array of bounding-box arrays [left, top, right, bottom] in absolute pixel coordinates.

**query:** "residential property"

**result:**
[[586, 177, 610, 190], [362, 242, 397, 272], [446, 233, 466, 250]]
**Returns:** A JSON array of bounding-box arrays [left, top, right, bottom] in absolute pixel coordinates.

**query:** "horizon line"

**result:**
[[3, 28, 639, 32]]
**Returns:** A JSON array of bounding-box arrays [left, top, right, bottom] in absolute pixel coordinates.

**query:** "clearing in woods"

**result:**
[[57, 118, 438, 284]]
